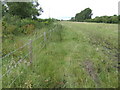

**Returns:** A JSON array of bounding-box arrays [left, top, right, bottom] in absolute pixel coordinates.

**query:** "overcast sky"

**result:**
[[38, 0, 119, 20]]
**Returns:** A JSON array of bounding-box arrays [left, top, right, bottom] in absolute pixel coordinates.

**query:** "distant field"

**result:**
[[2, 21, 118, 88]]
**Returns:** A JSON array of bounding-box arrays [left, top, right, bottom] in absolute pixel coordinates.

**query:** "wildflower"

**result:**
[[96, 48, 99, 51], [45, 79, 49, 82]]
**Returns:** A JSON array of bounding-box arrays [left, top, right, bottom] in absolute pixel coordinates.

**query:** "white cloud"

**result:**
[[38, 0, 119, 20]]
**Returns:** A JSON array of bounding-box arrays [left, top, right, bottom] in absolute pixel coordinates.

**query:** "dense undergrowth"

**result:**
[[2, 14, 56, 57]]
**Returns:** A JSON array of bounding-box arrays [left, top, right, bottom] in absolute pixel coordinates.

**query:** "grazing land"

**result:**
[[2, 21, 118, 88]]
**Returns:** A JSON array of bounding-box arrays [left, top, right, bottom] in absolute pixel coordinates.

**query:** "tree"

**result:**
[[70, 17, 75, 21], [111, 15, 118, 23], [5, 2, 43, 19], [1, 1, 8, 17], [85, 15, 118, 24], [75, 8, 92, 22], [118, 15, 120, 23]]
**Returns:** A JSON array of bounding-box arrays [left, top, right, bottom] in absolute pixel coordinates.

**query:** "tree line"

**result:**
[[70, 8, 119, 24]]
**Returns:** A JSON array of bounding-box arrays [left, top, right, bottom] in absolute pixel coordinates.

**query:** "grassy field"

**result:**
[[2, 21, 118, 88]]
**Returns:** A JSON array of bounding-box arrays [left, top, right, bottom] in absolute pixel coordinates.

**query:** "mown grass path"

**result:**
[[60, 22, 118, 88]]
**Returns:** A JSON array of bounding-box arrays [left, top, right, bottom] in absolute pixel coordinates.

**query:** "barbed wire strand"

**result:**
[[32, 33, 43, 42], [2, 29, 56, 59], [1, 28, 56, 79], [1, 52, 30, 79], [2, 42, 30, 59], [39, 44, 46, 53], [8, 72, 22, 87], [0, 51, 29, 68], [1, 27, 60, 87], [1, 30, 51, 67]]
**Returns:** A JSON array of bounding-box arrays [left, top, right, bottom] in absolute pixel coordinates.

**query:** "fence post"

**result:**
[[29, 39, 32, 64], [44, 32, 46, 48]]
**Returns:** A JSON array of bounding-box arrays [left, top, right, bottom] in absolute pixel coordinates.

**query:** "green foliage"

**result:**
[[2, 15, 18, 38], [118, 15, 120, 23], [70, 17, 75, 21], [2, 16, 44, 38], [20, 24, 35, 35], [3, 2, 43, 19], [50, 23, 64, 42], [38, 18, 56, 24], [85, 15, 118, 24], [2, 23, 65, 88], [73, 7, 118, 24], [2, 3, 8, 17], [2, 22, 118, 88], [75, 8, 92, 22], [2, 15, 55, 40], [20, 19, 36, 26]]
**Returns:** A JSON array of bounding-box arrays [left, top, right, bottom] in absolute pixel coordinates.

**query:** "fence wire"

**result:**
[[8, 72, 22, 88], [2, 42, 30, 59], [1, 52, 30, 79], [2, 28, 57, 87], [2, 29, 54, 60], [32, 33, 43, 42]]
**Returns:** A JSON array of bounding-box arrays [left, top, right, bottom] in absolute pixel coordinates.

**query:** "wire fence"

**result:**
[[1, 42, 30, 59], [1, 28, 58, 87]]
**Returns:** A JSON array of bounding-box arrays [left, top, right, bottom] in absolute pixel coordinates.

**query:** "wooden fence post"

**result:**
[[29, 39, 32, 64], [44, 32, 46, 48]]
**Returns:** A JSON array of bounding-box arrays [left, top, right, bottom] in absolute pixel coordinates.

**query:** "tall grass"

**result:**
[[0, 21, 2, 89], [2, 23, 64, 88], [2, 21, 118, 88]]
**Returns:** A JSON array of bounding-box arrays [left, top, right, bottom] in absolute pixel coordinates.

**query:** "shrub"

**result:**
[[20, 19, 36, 26], [3, 14, 20, 25], [6, 25, 17, 34], [2, 15, 55, 39], [84, 15, 118, 24], [21, 24, 35, 34], [2, 21, 17, 39]]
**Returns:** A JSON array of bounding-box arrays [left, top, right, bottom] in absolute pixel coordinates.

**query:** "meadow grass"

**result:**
[[2, 21, 118, 88], [0, 21, 2, 89]]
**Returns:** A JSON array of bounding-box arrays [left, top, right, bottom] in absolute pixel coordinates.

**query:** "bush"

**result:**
[[84, 15, 118, 24], [20, 19, 35, 26], [2, 17, 37, 36], [3, 14, 20, 25], [2, 15, 55, 39], [21, 24, 35, 34], [2, 20, 17, 39]]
